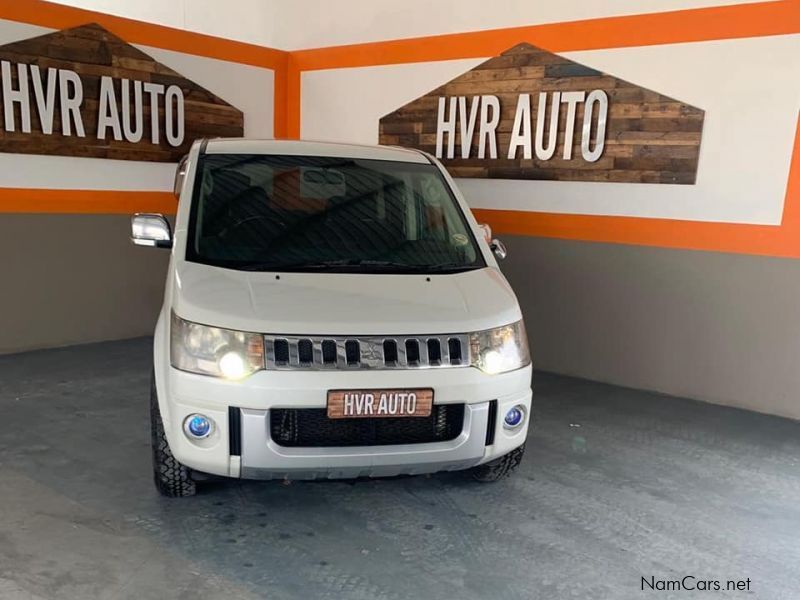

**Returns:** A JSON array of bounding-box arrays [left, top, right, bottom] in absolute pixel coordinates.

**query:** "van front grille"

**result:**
[[263, 334, 471, 370], [270, 404, 466, 447]]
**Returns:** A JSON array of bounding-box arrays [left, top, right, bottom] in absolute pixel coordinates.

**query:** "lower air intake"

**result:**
[[270, 404, 465, 447]]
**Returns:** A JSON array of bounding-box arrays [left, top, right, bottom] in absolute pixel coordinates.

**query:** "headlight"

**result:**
[[170, 312, 264, 379], [470, 320, 531, 374]]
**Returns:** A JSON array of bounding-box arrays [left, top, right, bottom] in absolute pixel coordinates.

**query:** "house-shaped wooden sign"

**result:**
[[0, 23, 244, 162], [379, 43, 704, 184]]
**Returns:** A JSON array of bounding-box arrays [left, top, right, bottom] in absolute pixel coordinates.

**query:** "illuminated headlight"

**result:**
[[470, 320, 531, 375], [170, 312, 264, 379]]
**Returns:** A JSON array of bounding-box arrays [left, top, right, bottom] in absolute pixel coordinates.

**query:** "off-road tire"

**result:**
[[151, 374, 197, 497], [471, 444, 526, 482]]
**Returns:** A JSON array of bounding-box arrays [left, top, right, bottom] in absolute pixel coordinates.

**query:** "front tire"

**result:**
[[151, 374, 197, 497], [471, 444, 525, 482]]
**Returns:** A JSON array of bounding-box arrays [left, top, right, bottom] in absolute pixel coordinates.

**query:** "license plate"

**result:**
[[327, 388, 433, 419]]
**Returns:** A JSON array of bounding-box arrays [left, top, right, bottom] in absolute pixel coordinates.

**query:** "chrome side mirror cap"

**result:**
[[131, 213, 172, 248], [490, 238, 508, 260], [477, 223, 507, 259]]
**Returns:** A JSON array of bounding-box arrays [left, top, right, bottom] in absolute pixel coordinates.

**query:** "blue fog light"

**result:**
[[184, 414, 212, 439], [504, 406, 524, 429]]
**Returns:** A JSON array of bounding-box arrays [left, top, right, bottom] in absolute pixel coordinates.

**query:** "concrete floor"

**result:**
[[0, 339, 799, 600]]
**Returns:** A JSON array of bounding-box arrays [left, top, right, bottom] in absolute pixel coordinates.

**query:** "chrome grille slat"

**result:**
[[312, 340, 324, 366], [263, 334, 470, 370], [418, 339, 429, 366], [396, 338, 408, 367], [287, 339, 300, 367], [440, 337, 450, 364], [335, 339, 348, 368]]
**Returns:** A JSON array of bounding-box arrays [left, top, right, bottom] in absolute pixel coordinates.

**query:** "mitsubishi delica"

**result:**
[[132, 139, 532, 497]]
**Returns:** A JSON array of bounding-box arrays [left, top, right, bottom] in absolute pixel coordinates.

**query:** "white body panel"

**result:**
[[173, 263, 521, 336], [153, 139, 532, 479]]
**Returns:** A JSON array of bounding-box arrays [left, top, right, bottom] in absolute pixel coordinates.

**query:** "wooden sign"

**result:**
[[327, 389, 434, 419], [379, 43, 704, 184], [0, 23, 243, 162]]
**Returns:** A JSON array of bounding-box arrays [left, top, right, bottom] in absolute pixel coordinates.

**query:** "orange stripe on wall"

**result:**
[[1, 0, 799, 259], [290, 0, 800, 72], [284, 0, 800, 257], [272, 55, 290, 138], [0, 189, 177, 215], [286, 1, 800, 139], [2, 113, 797, 260], [474, 113, 800, 258], [286, 55, 303, 140]]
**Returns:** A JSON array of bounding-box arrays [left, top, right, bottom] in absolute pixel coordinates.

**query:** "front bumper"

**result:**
[[154, 346, 532, 479]]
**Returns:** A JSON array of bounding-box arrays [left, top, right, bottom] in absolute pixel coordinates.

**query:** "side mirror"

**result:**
[[490, 238, 507, 260], [477, 223, 508, 259], [131, 213, 172, 248]]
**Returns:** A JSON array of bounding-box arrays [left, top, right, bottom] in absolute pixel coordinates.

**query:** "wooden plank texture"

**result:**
[[379, 42, 704, 184], [0, 23, 243, 163], [327, 388, 434, 419]]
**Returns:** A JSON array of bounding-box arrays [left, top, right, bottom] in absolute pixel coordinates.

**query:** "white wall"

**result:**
[[47, 0, 281, 47], [302, 34, 800, 225], [266, 0, 761, 49], [51, 0, 761, 50]]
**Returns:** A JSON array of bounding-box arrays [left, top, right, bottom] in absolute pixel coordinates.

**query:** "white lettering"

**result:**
[[560, 91, 585, 160], [534, 91, 560, 160], [397, 392, 407, 414], [121, 78, 143, 143], [507, 93, 532, 160], [97, 76, 123, 141], [435, 96, 457, 159], [344, 394, 354, 416], [58, 69, 85, 137], [164, 85, 184, 147], [457, 96, 479, 158], [478, 94, 499, 159], [378, 394, 388, 415], [30, 65, 57, 135], [143, 82, 165, 144], [581, 89, 608, 162], [1, 61, 31, 133]]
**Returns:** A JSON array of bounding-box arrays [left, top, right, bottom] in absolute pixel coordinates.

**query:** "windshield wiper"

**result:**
[[240, 259, 352, 272], [354, 260, 479, 273], [239, 259, 480, 273], [241, 259, 411, 272], [422, 262, 481, 273]]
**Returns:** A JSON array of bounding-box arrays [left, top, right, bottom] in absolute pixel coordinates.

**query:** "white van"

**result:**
[[132, 139, 532, 497]]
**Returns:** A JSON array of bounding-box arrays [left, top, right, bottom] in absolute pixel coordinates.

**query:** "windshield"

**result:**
[[185, 154, 485, 274]]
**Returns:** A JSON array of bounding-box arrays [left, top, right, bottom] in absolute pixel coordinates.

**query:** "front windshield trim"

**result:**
[[184, 153, 486, 274]]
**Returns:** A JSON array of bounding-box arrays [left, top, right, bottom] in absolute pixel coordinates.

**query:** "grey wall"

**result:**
[[0, 214, 168, 354], [3, 216, 797, 420], [501, 235, 800, 420]]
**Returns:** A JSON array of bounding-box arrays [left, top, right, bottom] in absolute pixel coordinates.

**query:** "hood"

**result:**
[[172, 261, 521, 335]]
